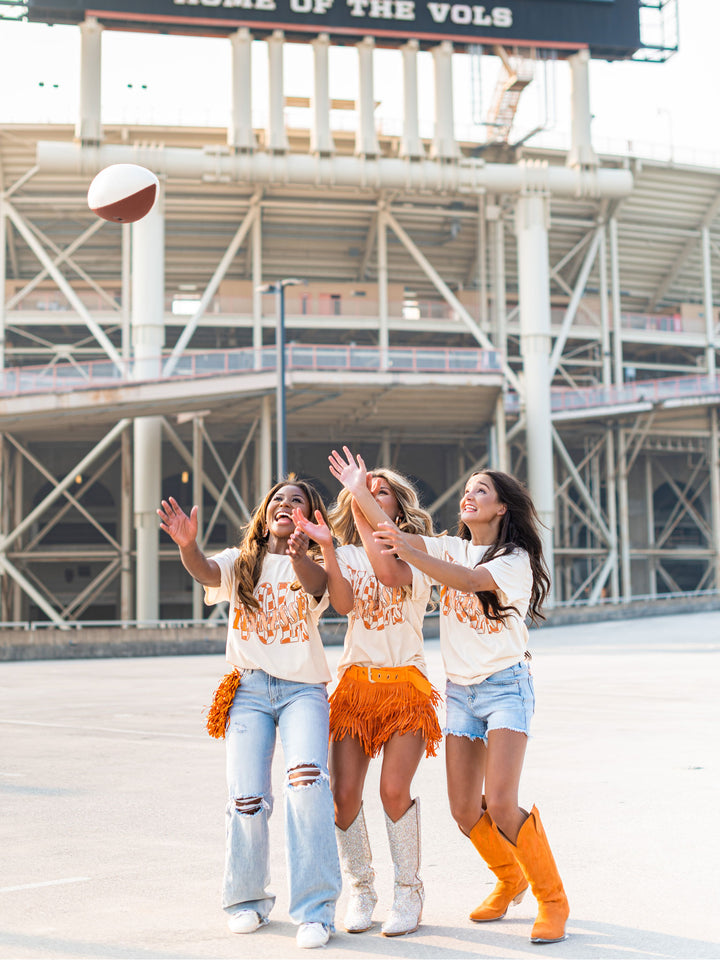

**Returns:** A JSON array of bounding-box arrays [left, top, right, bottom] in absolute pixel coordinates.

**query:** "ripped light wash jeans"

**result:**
[[223, 669, 341, 928]]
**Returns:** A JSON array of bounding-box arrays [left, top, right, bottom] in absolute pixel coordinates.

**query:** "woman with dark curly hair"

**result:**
[[158, 479, 341, 951]]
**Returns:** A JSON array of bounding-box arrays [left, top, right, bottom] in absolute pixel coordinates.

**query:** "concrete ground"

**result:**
[[1, 611, 719, 960]]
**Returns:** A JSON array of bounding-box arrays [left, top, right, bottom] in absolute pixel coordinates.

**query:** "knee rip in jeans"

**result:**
[[287, 762, 325, 790], [234, 795, 265, 816]]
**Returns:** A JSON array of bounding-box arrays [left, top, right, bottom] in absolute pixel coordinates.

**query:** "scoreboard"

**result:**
[[27, 0, 642, 58]]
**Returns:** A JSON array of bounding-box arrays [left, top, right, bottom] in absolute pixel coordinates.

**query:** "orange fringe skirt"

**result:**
[[329, 664, 442, 758]]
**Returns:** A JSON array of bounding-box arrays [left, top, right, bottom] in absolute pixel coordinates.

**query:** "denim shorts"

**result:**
[[444, 662, 535, 744]]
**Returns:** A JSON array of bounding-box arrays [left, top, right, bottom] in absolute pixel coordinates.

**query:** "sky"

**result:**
[[0, 0, 716, 166]]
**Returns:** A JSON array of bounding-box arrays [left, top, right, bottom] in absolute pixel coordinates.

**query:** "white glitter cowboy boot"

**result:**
[[336, 805, 378, 933], [382, 798, 424, 937]]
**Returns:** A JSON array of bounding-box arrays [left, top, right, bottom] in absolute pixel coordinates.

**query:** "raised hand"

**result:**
[[328, 446, 369, 497], [373, 521, 414, 561], [287, 524, 311, 561], [291, 507, 333, 550], [157, 497, 198, 548]]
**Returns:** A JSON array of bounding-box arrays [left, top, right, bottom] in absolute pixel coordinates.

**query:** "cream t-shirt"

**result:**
[[205, 548, 331, 684], [420, 535, 532, 686], [334, 544, 431, 678]]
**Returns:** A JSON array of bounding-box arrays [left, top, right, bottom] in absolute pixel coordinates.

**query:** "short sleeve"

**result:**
[[204, 548, 238, 606], [482, 550, 532, 606]]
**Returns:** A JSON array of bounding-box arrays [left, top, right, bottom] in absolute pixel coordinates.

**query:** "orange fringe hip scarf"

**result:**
[[205, 669, 241, 739], [329, 664, 442, 758]]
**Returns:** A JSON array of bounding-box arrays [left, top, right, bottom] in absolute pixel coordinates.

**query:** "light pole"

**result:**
[[257, 278, 304, 481]]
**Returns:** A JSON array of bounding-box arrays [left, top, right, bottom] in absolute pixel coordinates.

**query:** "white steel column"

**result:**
[[120, 429, 132, 623], [267, 31, 288, 153], [258, 395, 272, 494], [701, 225, 716, 379], [600, 223, 619, 600], [515, 192, 554, 585], [609, 217, 624, 386], [311, 34, 334, 155], [252, 207, 263, 359], [356, 37, 379, 157], [377, 205, 389, 368], [132, 189, 165, 622], [645, 454, 657, 597], [0, 199, 5, 369], [76, 17, 103, 145], [710, 407, 720, 590], [229, 28, 255, 152], [400, 40, 423, 159], [121, 223, 131, 364], [431, 41, 459, 160], [567, 49, 597, 169], [192, 417, 204, 620], [617, 427, 632, 600]]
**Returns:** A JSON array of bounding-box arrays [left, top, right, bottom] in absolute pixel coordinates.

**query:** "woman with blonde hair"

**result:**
[[291, 449, 439, 938], [158, 478, 341, 950]]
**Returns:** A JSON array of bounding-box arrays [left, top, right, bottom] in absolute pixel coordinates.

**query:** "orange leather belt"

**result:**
[[345, 663, 432, 697]]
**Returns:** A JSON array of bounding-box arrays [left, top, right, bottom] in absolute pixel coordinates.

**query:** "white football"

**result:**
[[87, 164, 159, 223]]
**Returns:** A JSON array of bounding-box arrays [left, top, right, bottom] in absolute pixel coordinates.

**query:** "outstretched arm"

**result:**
[[157, 497, 221, 587], [290, 509, 353, 613], [374, 522, 499, 594], [353, 500, 412, 588]]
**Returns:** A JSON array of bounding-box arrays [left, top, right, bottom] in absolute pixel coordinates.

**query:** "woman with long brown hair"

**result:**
[[372, 468, 569, 944], [291, 450, 439, 938], [158, 479, 341, 950]]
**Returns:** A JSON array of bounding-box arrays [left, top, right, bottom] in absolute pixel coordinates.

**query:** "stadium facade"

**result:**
[[4, 2, 718, 628]]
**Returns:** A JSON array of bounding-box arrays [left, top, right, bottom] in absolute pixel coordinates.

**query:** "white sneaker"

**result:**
[[227, 910, 263, 934], [296, 922, 331, 948]]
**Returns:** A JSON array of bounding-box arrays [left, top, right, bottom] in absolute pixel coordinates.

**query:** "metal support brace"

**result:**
[[549, 227, 602, 376], [384, 207, 521, 393], [551, 426, 612, 544], [3, 201, 123, 369], [164, 196, 260, 376]]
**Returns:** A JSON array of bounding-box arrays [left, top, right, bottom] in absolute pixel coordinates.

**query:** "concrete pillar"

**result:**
[[76, 17, 103, 145], [710, 407, 720, 590], [645, 454, 657, 597], [400, 40, 423, 159], [121, 223, 131, 365], [0, 435, 7, 621], [252, 207, 263, 361], [356, 37, 379, 157], [0, 199, 6, 370], [515, 192, 554, 587], [617, 427, 632, 600], [192, 417, 204, 620], [567, 49, 597, 169], [377, 207, 389, 368], [258, 395, 272, 496], [120, 428, 132, 623], [267, 31, 288, 153], [311, 34, 334, 156], [609, 217, 623, 386], [229, 28, 255, 152], [701, 225, 716, 379], [132, 187, 165, 622], [430, 42, 459, 160]]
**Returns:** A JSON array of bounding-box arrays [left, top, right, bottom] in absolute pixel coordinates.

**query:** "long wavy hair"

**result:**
[[457, 470, 550, 625], [233, 478, 329, 610], [329, 467, 434, 547]]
